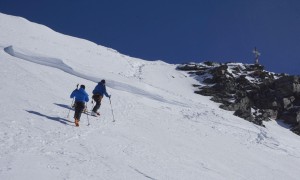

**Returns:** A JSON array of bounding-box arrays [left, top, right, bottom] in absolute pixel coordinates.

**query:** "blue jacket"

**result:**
[[92, 82, 109, 97], [70, 88, 89, 102]]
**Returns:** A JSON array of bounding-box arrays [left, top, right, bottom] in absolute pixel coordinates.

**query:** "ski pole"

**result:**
[[86, 103, 90, 126], [67, 84, 79, 118], [90, 99, 94, 111], [67, 98, 75, 118], [109, 97, 115, 122]]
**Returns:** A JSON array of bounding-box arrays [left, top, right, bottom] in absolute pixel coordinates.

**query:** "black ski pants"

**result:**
[[92, 94, 103, 113], [74, 101, 85, 121]]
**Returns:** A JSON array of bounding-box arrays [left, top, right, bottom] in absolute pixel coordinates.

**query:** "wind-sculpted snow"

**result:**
[[4, 46, 187, 107], [4, 46, 74, 72]]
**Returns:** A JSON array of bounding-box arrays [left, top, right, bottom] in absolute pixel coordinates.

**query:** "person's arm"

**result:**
[[70, 89, 77, 98], [103, 86, 110, 97], [85, 93, 89, 102]]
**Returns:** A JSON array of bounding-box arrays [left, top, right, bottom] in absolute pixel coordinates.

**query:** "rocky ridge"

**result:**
[[178, 61, 300, 135]]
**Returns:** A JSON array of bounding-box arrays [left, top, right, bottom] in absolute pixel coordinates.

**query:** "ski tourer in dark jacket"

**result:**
[[92, 80, 110, 98], [70, 85, 89, 126], [91, 79, 111, 116]]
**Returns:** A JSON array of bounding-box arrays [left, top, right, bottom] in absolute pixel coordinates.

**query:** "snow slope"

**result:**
[[0, 12, 300, 180]]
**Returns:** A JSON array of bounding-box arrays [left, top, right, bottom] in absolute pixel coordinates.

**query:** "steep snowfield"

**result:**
[[0, 13, 300, 180]]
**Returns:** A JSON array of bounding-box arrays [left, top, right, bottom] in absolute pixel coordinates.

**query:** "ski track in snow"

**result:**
[[129, 166, 157, 180], [180, 107, 300, 159], [4, 45, 188, 107]]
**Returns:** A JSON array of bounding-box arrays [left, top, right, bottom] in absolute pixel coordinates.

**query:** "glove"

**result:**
[[108, 95, 111, 98]]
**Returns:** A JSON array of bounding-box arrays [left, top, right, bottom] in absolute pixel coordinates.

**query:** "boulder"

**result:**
[[275, 76, 300, 97]]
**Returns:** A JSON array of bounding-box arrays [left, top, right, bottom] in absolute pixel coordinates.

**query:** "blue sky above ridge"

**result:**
[[1, 0, 300, 75]]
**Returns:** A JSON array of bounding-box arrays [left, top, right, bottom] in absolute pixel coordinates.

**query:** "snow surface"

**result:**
[[0, 12, 300, 180]]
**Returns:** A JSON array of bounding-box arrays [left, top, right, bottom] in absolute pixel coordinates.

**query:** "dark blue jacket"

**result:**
[[92, 82, 109, 97], [70, 88, 89, 102]]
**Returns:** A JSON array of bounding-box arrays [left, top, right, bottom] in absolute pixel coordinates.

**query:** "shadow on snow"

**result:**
[[276, 119, 292, 129], [54, 103, 73, 110], [26, 110, 74, 126]]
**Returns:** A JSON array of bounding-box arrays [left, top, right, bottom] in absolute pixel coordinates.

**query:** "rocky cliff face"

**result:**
[[178, 62, 300, 135]]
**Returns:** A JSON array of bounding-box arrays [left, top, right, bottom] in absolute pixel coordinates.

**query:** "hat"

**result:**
[[80, 85, 85, 89], [100, 79, 106, 84]]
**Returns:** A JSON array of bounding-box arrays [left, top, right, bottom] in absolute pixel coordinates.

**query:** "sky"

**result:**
[[0, 0, 300, 75]]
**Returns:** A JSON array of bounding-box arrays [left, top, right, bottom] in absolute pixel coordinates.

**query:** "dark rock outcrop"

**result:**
[[177, 62, 300, 135]]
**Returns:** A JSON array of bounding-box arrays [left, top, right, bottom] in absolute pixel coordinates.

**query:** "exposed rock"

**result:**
[[282, 96, 295, 109], [178, 62, 300, 135], [274, 76, 300, 97], [279, 107, 300, 124]]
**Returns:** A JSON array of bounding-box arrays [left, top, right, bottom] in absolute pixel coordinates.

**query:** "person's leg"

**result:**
[[92, 95, 103, 113], [74, 102, 80, 126], [92, 100, 100, 112], [74, 102, 85, 126], [74, 102, 80, 119]]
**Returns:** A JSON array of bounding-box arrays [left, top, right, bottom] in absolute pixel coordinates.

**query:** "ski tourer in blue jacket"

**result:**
[[70, 85, 89, 127], [70, 87, 89, 103]]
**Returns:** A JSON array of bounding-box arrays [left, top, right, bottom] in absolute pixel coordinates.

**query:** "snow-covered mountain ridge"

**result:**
[[1, 12, 300, 180], [178, 62, 300, 134]]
